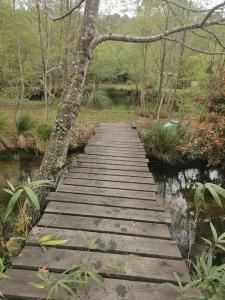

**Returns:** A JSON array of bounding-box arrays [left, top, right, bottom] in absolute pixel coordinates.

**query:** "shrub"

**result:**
[[93, 88, 112, 108], [36, 123, 52, 141], [16, 115, 33, 135], [143, 124, 187, 164]]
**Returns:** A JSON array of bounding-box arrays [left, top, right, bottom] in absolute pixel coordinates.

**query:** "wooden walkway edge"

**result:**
[[0, 123, 192, 300]]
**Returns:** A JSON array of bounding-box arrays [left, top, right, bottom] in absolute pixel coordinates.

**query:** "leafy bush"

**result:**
[[179, 117, 225, 166], [143, 124, 187, 164], [93, 88, 112, 108], [16, 115, 33, 135], [36, 123, 52, 141]]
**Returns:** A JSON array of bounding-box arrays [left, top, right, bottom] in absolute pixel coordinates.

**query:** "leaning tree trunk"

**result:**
[[40, 0, 100, 182]]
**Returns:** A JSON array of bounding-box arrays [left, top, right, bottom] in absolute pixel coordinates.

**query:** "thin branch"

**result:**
[[95, 17, 225, 46], [162, 0, 209, 13], [44, 0, 85, 21], [163, 37, 225, 55], [201, 1, 225, 25], [202, 28, 225, 49]]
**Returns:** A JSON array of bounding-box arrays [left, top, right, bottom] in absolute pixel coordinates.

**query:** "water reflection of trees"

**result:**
[[149, 162, 225, 258]]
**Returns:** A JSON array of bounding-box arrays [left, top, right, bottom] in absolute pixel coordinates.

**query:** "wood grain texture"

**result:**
[[38, 213, 171, 238], [13, 246, 189, 283], [28, 227, 181, 259], [63, 177, 157, 192]]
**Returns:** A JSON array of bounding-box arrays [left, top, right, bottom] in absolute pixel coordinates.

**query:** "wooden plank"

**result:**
[[47, 192, 164, 211], [78, 153, 148, 162], [73, 162, 149, 172], [0, 269, 195, 300], [85, 149, 145, 158], [57, 183, 157, 200], [90, 138, 142, 143], [69, 167, 152, 178], [85, 144, 145, 152], [87, 142, 144, 149], [63, 178, 157, 192], [45, 202, 171, 224], [75, 157, 148, 167], [28, 227, 181, 259], [38, 213, 171, 238], [67, 172, 154, 184], [12, 246, 189, 283]]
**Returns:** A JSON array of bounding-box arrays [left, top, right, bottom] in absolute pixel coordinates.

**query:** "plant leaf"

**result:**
[[24, 186, 40, 210], [4, 188, 23, 219]]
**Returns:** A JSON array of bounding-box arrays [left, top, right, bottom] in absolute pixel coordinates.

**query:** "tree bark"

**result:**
[[40, 0, 100, 181]]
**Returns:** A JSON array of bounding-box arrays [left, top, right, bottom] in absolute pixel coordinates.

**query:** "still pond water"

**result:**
[[0, 151, 225, 260]]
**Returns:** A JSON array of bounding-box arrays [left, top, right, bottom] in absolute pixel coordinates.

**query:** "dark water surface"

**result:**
[[0, 151, 42, 213], [149, 161, 225, 260]]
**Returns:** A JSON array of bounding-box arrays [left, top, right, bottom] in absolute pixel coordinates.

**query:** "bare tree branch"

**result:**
[[44, 0, 85, 21], [202, 28, 225, 49], [163, 37, 225, 55], [95, 17, 225, 46], [162, 0, 209, 13], [201, 1, 225, 25]]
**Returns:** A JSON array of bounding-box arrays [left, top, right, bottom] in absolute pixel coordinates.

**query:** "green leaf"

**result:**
[[3, 188, 14, 195], [211, 184, 225, 199], [210, 222, 218, 242], [24, 186, 40, 210], [201, 237, 212, 246], [29, 283, 45, 289], [205, 183, 222, 207], [173, 272, 182, 289], [4, 188, 23, 219], [39, 234, 68, 247], [87, 271, 104, 287], [7, 180, 15, 192]]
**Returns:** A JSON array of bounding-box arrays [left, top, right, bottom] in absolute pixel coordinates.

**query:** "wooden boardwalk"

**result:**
[[0, 123, 190, 299]]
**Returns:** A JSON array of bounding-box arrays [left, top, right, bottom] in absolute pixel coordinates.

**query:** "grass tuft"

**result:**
[[36, 123, 52, 141], [16, 115, 33, 135]]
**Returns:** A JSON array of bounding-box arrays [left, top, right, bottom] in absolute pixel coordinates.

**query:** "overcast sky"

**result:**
[[100, 0, 223, 16]]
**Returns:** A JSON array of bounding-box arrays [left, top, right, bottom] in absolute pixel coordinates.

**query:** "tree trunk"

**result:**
[[40, 0, 100, 181]]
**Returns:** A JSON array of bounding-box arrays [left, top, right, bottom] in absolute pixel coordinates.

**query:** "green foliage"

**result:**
[[36, 123, 52, 141], [4, 179, 52, 219], [31, 260, 104, 299], [93, 88, 112, 108], [192, 252, 225, 298], [39, 234, 69, 248], [80, 232, 104, 251], [201, 222, 225, 252], [16, 115, 33, 135], [143, 124, 187, 164], [193, 182, 225, 215]]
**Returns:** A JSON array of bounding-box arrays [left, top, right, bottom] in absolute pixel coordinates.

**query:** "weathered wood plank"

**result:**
[[13, 246, 189, 283], [69, 167, 152, 178], [47, 192, 164, 211], [57, 183, 157, 200], [38, 213, 171, 238], [87, 142, 144, 149], [63, 177, 157, 192], [78, 153, 148, 162], [86, 144, 145, 152], [67, 172, 154, 184], [75, 157, 147, 167], [85, 149, 145, 158], [28, 227, 181, 259], [73, 161, 149, 172], [45, 202, 171, 224], [0, 269, 195, 300], [90, 138, 142, 144]]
